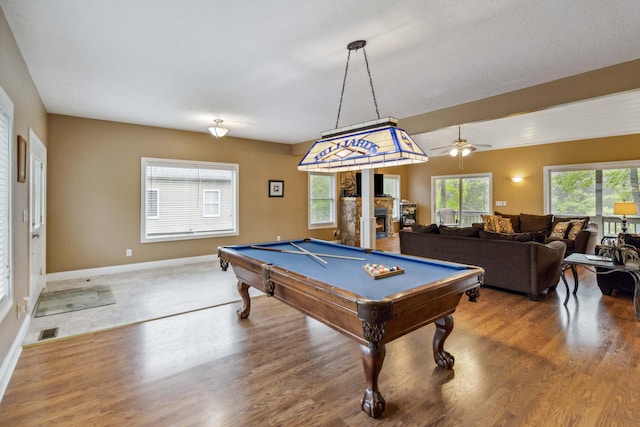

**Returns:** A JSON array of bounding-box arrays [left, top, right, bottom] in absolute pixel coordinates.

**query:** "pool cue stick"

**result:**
[[249, 246, 365, 261], [290, 242, 328, 265]]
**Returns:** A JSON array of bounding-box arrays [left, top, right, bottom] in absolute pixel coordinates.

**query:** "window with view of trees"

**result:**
[[141, 158, 238, 242], [308, 172, 336, 228], [432, 174, 492, 226], [545, 161, 640, 235]]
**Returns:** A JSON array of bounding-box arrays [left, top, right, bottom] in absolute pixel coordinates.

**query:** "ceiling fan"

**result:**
[[431, 126, 492, 168]]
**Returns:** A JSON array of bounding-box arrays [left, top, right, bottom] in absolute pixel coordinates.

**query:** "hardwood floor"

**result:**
[[2, 240, 640, 426]]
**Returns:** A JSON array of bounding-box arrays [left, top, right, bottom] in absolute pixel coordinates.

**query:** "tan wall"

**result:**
[[406, 134, 640, 224], [47, 114, 334, 273], [0, 8, 48, 373]]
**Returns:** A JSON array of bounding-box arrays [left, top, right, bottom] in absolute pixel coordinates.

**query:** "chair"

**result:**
[[437, 208, 457, 226]]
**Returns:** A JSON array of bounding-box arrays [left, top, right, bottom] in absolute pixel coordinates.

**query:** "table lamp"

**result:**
[[614, 201, 637, 233]]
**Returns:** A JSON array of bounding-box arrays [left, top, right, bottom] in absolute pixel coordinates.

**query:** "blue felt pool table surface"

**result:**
[[226, 238, 470, 300]]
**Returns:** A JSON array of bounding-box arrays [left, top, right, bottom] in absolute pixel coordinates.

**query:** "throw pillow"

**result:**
[[566, 219, 585, 240], [551, 216, 589, 234], [549, 221, 571, 239], [481, 214, 500, 232], [495, 217, 514, 234], [519, 213, 553, 234]]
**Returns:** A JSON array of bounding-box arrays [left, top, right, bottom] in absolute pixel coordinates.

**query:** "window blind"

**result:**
[[0, 94, 12, 312]]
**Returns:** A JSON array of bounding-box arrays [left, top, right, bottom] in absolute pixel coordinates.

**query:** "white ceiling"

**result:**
[[1, 0, 639, 150]]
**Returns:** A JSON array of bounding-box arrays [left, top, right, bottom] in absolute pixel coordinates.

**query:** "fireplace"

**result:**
[[339, 197, 394, 246], [375, 207, 388, 238]]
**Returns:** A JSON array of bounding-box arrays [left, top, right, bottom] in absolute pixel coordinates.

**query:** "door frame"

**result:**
[[28, 129, 46, 308]]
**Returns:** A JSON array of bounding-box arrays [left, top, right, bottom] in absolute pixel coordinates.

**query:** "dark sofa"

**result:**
[[399, 213, 597, 300], [400, 229, 566, 300]]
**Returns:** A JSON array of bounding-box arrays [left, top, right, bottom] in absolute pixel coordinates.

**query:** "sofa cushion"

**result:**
[[479, 230, 542, 243], [494, 211, 521, 232], [439, 225, 481, 237], [411, 223, 439, 233], [549, 221, 571, 239], [520, 213, 553, 234]]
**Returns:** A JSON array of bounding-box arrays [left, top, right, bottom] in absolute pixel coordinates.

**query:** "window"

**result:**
[[432, 173, 492, 226], [203, 189, 220, 217], [383, 175, 401, 219], [308, 172, 336, 228], [545, 161, 640, 235], [0, 86, 13, 320], [141, 158, 238, 242]]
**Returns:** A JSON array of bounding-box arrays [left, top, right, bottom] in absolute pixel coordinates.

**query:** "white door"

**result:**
[[29, 129, 46, 307]]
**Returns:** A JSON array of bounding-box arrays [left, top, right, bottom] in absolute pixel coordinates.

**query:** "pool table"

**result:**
[[218, 238, 483, 418]]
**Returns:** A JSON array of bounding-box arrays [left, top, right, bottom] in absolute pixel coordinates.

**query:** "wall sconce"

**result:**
[[510, 176, 523, 183]]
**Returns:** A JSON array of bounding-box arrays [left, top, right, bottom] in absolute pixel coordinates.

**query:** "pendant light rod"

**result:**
[[334, 40, 381, 129]]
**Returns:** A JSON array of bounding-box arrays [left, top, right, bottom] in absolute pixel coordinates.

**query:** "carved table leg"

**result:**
[[360, 343, 386, 418], [236, 281, 251, 319], [433, 314, 455, 369]]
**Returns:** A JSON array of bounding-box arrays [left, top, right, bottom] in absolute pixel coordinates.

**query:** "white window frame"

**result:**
[[308, 172, 337, 229], [431, 173, 493, 226], [0, 86, 14, 321], [203, 189, 221, 217], [383, 174, 401, 220], [141, 158, 239, 242], [544, 160, 640, 213]]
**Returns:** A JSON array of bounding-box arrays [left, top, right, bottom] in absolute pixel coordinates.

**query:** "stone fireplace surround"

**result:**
[[340, 197, 394, 247], [338, 171, 394, 246]]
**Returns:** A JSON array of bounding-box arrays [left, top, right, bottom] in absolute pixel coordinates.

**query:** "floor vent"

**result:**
[[38, 328, 59, 341]]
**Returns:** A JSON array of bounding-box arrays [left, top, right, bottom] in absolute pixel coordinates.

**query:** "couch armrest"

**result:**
[[566, 223, 598, 255]]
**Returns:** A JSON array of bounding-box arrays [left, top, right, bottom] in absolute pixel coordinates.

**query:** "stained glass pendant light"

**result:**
[[298, 40, 428, 172]]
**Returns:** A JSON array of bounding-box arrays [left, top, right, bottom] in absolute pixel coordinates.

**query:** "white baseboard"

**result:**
[[46, 254, 219, 283], [0, 314, 30, 403]]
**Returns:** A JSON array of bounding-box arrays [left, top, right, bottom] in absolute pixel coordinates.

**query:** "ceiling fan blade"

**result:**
[[474, 143, 492, 148], [430, 145, 453, 151]]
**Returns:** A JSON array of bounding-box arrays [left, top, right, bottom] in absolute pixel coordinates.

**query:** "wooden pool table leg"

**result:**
[[433, 314, 455, 369], [360, 343, 386, 418], [236, 281, 251, 319]]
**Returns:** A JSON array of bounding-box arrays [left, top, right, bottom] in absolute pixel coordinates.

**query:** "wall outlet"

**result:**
[[276, 236, 281, 241], [126, 249, 132, 256]]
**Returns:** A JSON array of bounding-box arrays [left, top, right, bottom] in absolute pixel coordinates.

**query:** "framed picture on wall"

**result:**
[[269, 180, 284, 197], [17, 135, 27, 183]]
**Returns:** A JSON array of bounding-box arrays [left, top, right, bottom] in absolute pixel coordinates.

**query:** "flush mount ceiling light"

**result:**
[[208, 119, 229, 138], [297, 40, 428, 172]]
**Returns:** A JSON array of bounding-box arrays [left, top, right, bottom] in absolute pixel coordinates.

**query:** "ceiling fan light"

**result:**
[[461, 147, 471, 156], [449, 148, 459, 157]]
